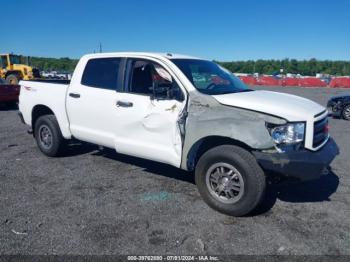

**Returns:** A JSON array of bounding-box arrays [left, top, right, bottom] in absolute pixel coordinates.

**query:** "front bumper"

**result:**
[[253, 138, 339, 181]]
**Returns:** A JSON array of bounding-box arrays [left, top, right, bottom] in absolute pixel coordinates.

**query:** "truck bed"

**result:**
[[19, 80, 71, 138]]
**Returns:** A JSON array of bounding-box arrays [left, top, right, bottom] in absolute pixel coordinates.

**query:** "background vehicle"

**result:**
[[327, 95, 350, 120], [18, 52, 338, 216], [41, 71, 72, 80], [56, 72, 72, 80], [41, 71, 56, 78], [0, 78, 20, 106], [0, 54, 41, 84]]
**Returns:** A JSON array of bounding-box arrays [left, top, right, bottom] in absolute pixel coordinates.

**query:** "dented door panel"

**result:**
[[113, 92, 183, 167]]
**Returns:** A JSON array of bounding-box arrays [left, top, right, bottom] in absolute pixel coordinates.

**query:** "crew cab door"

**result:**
[[113, 58, 185, 167], [66, 57, 123, 148]]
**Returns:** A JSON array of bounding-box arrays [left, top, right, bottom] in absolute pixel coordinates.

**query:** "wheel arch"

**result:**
[[185, 136, 253, 171], [31, 105, 55, 136]]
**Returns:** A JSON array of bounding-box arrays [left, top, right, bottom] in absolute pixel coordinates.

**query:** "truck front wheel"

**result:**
[[34, 115, 66, 157], [195, 145, 266, 216]]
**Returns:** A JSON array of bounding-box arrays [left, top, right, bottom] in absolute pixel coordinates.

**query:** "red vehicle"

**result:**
[[0, 78, 20, 105]]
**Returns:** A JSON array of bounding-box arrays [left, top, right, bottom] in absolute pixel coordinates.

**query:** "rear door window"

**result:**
[[81, 58, 121, 90]]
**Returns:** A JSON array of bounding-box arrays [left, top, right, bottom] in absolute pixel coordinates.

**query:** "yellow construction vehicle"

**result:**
[[0, 54, 41, 84]]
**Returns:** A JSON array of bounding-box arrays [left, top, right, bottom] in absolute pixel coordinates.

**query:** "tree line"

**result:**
[[30, 56, 350, 76], [217, 58, 350, 76], [30, 57, 78, 72]]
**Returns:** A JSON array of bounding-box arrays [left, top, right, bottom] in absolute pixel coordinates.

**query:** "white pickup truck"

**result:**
[[18, 52, 339, 216]]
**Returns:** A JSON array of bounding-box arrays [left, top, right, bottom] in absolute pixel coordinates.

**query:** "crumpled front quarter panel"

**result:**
[[181, 92, 286, 170]]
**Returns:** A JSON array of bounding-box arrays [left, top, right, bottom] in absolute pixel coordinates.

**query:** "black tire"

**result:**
[[342, 104, 350, 121], [6, 74, 19, 85], [34, 115, 66, 157], [195, 145, 266, 216]]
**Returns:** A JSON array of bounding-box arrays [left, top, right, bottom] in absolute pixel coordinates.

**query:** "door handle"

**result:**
[[69, 93, 81, 98], [116, 100, 133, 107]]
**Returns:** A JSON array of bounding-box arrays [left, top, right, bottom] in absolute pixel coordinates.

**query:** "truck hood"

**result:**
[[213, 90, 325, 121]]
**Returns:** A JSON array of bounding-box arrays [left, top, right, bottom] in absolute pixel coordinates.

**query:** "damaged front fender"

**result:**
[[181, 92, 286, 170]]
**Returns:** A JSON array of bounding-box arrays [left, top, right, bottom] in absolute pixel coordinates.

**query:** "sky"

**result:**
[[2, 0, 350, 61]]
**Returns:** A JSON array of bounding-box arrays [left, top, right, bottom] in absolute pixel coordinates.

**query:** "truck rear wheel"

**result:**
[[195, 145, 266, 216], [6, 74, 19, 85], [34, 115, 66, 157]]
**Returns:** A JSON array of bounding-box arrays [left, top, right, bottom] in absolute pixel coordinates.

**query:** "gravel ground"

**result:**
[[0, 86, 350, 255]]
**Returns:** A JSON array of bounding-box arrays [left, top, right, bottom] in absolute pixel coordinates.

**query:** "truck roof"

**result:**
[[82, 52, 203, 60]]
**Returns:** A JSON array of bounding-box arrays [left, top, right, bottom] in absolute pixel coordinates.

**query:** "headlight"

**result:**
[[268, 122, 305, 144]]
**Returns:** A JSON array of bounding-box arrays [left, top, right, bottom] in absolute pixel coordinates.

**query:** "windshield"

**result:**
[[9, 55, 21, 64], [9, 55, 28, 65], [171, 59, 249, 95]]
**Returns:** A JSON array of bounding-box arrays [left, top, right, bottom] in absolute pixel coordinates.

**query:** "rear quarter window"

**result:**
[[81, 58, 121, 90]]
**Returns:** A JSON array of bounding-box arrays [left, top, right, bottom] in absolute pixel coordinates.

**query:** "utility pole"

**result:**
[[99, 42, 102, 53]]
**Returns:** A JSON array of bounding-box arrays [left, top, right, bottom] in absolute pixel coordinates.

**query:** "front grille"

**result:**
[[313, 116, 328, 148]]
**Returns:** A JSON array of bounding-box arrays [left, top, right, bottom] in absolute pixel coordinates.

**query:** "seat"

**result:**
[[131, 64, 154, 95]]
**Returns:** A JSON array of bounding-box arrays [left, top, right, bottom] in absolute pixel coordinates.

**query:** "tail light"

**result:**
[[324, 123, 329, 134]]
